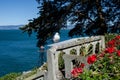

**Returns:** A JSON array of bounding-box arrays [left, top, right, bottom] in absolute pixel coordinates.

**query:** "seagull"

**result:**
[[53, 32, 60, 43]]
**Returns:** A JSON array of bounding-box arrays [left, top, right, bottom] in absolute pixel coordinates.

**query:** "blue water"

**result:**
[[0, 29, 71, 77]]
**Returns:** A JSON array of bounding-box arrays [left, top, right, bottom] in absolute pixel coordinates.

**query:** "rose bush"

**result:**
[[70, 35, 120, 80], [71, 63, 85, 78]]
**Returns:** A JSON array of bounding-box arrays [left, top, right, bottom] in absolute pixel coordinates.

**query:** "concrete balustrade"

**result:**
[[46, 36, 105, 80], [18, 36, 105, 80]]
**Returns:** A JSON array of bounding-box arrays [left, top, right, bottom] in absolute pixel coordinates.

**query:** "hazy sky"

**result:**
[[0, 0, 39, 25]]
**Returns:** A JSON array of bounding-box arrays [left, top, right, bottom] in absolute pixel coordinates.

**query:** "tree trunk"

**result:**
[[96, 0, 107, 35]]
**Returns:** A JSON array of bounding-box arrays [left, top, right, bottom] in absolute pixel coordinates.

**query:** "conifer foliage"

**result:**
[[20, 0, 120, 47]]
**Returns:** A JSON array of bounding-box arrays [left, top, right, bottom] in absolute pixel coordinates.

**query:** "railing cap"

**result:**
[[48, 36, 103, 51]]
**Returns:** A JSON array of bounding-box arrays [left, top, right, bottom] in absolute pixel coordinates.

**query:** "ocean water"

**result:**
[[0, 29, 71, 77]]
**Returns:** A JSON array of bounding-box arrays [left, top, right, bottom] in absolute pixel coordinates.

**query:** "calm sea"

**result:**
[[0, 29, 71, 77]]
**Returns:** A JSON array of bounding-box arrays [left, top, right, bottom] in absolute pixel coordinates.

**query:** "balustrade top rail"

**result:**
[[48, 36, 104, 51]]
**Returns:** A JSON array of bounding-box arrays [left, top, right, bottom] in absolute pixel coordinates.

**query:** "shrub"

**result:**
[[70, 35, 120, 80], [0, 72, 21, 80]]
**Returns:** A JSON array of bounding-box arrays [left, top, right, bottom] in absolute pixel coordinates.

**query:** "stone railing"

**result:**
[[47, 36, 105, 80], [16, 63, 47, 80]]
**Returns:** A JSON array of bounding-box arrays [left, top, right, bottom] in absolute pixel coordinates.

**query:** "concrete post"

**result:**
[[101, 36, 105, 49], [92, 43, 96, 54], [47, 49, 57, 80], [63, 52, 73, 79]]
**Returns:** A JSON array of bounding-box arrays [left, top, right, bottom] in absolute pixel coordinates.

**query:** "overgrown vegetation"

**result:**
[[0, 72, 21, 80], [69, 34, 120, 80], [0, 67, 38, 80], [105, 33, 120, 42], [17, 67, 38, 80]]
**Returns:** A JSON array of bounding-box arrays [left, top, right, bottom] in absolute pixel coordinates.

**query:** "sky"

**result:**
[[0, 0, 39, 25]]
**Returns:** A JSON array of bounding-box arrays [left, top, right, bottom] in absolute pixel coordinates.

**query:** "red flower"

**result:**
[[117, 50, 120, 57], [71, 67, 83, 77], [107, 39, 116, 47], [105, 47, 115, 54], [71, 68, 78, 77], [76, 68, 83, 73], [115, 35, 120, 39], [116, 41, 120, 45], [87, 54, 97, 64], [80, 63, 85, 68], [99, 53, 105, 57]]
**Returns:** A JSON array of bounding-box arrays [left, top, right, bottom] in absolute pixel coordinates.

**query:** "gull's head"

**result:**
[[56, 32, 59, 35]]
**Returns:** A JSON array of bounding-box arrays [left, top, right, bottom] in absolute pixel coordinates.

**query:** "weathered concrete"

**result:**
[[47, 36, 105, 80]]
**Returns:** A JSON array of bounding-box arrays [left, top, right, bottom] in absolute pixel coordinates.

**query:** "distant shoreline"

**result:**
[[0, 25, 24, 30]]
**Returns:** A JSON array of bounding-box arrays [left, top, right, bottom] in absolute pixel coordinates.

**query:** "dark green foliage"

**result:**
[[58, 51, 65, 70], [70, 49, 77, 55], [0, 72, 21, 80], [105, 33, 119, 43], [80, 46, 86, 56], [20, 0, 120, 47]]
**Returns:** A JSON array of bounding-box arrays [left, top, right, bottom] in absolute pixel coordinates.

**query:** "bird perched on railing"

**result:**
[[53, 32, 60, 43]]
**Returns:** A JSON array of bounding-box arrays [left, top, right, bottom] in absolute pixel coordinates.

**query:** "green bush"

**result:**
[[69, 34, 120, 80], [0, 72, 21, 80], [105, 33, 119, 42]]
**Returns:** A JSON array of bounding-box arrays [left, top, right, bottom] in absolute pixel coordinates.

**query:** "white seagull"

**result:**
[[53, 32, 60, 43]]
